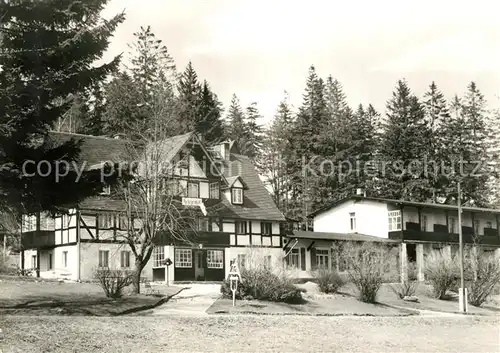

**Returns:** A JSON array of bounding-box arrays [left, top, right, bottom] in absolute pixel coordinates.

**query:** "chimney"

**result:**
[[223, 142, 230, 161]]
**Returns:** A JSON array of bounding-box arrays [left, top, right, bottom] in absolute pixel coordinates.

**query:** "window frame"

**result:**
[[349, 212, 356, 232], [120, 251, 130, 268], [175, 248, 193, 268], [316, 249, 329, 269], [207, 250, 224, 269], [286, 248, 300, 268], [235, 221, 247, 235], [62, 251, 68, 268], [31, 255, 36, 269], [231, 188, 243, 205], [187, 182, 200, 198], [98, 250, 109, 268], [153, 246, 165, 268], [261, 222, 272, 236], [209, 182, 220, 199], [388, 210, 402, 231]]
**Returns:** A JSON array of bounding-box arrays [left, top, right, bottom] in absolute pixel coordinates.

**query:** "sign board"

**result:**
[[182, 197, 207, 216]]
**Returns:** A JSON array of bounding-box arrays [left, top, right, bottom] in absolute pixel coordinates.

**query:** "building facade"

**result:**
[[20, 132, 285, 282], [285, 195, 500, 280]]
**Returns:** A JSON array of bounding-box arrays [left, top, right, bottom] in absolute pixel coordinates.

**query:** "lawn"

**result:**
[[1, 315, 498, 352], [0, 276, 184, 316]]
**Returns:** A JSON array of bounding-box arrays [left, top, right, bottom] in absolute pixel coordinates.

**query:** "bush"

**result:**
[[465, 250, 500, 307], [94, 268, 135, 299], [315, 268, 345, 294], [221, 267, 304, 304], [424, 250, 459, 299], [390, 262, 419, 299], [341, 242, 391, 303]]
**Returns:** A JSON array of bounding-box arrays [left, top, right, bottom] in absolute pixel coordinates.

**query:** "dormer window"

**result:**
[[231, 188, 243, 204]]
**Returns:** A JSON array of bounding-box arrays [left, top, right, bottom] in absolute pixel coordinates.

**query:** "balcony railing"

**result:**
[[389, 222, 500, 246], [21, 230, 56, 249]]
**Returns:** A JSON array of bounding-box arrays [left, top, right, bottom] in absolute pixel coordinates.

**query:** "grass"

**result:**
[[1, 315, 498, 352], [0, 277, 184, 316]]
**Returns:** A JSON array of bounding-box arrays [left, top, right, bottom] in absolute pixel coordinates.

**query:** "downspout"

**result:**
[[76, 208, 81, 282]]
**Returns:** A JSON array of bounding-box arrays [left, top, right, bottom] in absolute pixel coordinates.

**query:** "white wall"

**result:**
[[313, 199, 389, 238]]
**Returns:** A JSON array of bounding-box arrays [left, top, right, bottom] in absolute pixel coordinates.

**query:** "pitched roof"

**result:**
[[224, 176, 248, 189], [290, 230, 401, 243], [309, 195, 500, 218], [47, 131, 130, 167], [214, 153, 285, 221]]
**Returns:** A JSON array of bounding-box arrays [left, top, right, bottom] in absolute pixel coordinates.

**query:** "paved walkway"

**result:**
[[150, 283, 221, 316]]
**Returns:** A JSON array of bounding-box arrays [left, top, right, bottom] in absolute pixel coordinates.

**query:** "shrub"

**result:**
[[464, 250, 500, 307], [315, 268, 345, 294], [16, 267, 34, 276], [221, 267, 304, 304], [94, 268, 135, 299], [424, 250, 459, 299], [390, 262, 419, 299], [341, 242, 391, 303]]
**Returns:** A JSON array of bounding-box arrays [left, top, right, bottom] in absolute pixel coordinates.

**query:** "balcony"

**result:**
[[388, 222, 500, 246], [154, 231, 231, 247], [21, 230, 56, 249]]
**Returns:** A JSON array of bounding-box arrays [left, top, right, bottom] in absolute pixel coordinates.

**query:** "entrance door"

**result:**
[[194, 249, 205, 281], [204, 249, 225, 281]]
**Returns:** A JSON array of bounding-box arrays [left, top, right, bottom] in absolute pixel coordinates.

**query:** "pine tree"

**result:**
[[0, 0, 125, 214], [377, 80, 433, 201], [226, 94, 247, 151], [196, 80, 224, 144], [243, 102, 264, 161]]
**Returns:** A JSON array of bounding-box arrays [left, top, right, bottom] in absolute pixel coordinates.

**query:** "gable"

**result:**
[[232, 179, 243, 188]]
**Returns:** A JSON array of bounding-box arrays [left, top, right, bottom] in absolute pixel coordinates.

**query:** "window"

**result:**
[[349, 212, 356, 231], [153, 246, 164, 267], [207, 250, 224, 269], [99, 214, 114, 229], [235, 221, 247, 234], [209, 182, 219, 199], [120, 251, 130, 268], [263, 255, 272, 269], [175, 249, 192, 268], [99, 184, 111, 195], [22, 215, 37, 232], [474, 220, 480, 235], [261, 222, 272, 236], [118, 215, 128, 230], [421, 215, 428, 231], [486, 221, 493, 228], [286, 248, 300, 268], [316, 249, 329, 269], [237, 254, 246, 269], [196, 218, 210, 231], [187, 182, 199, 198], [31, 255, 36, 269], [98, 250, 109, 268], [48, 254, 52, 270], [62, 251, 68, 268], [388, 211, 402, 231], [450, 217, 457, 233], [231, 188, 243, 204]]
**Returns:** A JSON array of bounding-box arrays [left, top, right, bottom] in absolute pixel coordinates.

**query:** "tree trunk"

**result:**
[[133, 260, 145, 294]]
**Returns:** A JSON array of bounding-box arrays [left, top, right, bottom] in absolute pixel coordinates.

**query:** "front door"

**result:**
[[194, 249, 205, 280]]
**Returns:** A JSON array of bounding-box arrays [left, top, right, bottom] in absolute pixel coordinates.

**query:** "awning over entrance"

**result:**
[[290, 231, 401, 244]]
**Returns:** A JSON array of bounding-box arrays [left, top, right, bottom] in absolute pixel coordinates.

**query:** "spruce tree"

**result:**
[[0, 0, 125, 214], [196, 80, 224, 144], [243, 102, 264, 161], [226, 94, 247, 151], [378, 80, 432, 201], [177, 61, 201, 133]]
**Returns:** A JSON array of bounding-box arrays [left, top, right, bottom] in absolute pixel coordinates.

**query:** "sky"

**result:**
[[102, 0, 500, 126]]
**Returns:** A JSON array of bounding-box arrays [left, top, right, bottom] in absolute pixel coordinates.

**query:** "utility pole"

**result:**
[[457, 181, 467, 313]]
